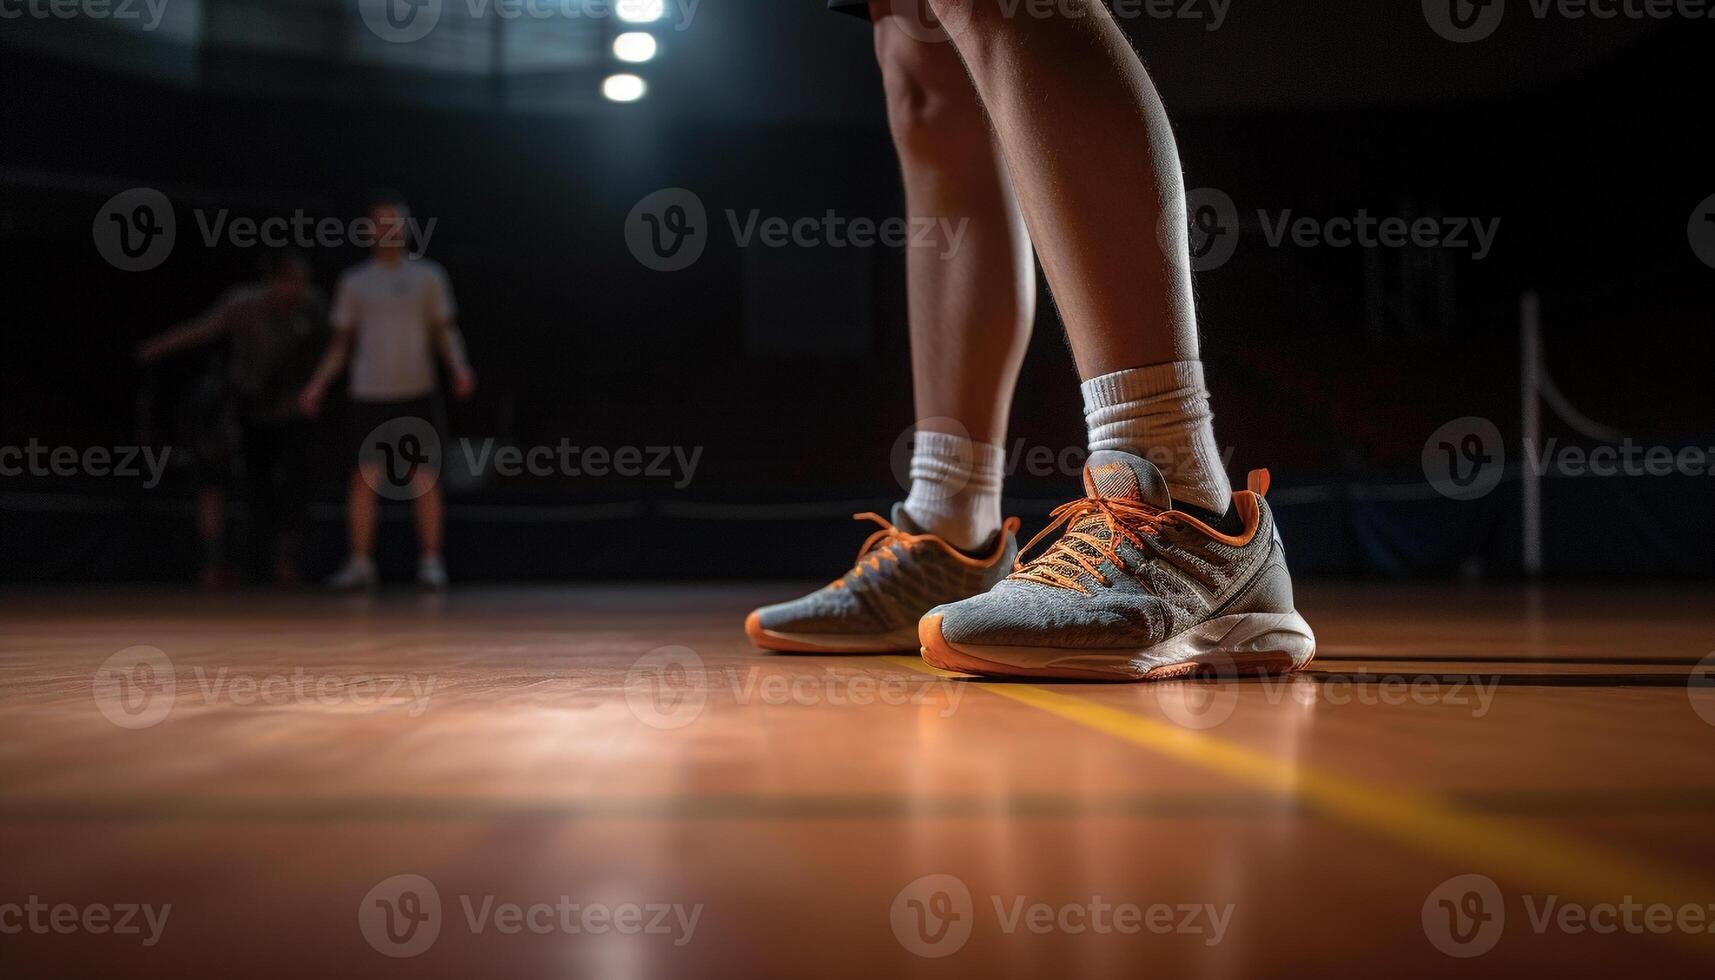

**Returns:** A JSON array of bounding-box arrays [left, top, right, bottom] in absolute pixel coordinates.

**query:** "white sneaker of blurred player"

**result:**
[[417, 555, 449, 592], [325, 556, 377, 593]]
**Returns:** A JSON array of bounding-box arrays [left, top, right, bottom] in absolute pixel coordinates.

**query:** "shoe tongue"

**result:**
[[1082, 451, 1173, 510]]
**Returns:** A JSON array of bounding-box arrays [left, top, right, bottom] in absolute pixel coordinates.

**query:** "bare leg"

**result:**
[[925, 0, 1196, 377], [922, 0, 1233, 512], [348, 467, 378, 559], [909, 5, 1303, 680], [197, 486, 225, 544], [196, 485, 226, 588], [411, 477, 443, 559], [873, 0, 1035, 444], [737, 1, 1035, 643]]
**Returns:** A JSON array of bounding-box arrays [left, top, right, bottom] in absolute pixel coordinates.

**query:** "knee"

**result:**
[[924, 0, 1034, 30], [923, 0, 1048, 73], [873, 22, 986, 160]]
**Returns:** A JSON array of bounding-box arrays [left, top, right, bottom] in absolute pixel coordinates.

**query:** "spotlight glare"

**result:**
[[616, 0, 664, 24], [602, 73, 648, 103], [613, 32, 659, 64]]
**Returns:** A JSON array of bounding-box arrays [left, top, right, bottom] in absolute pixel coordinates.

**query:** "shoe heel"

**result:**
[[1223, 610, 1316, 675], [1143, 611, 1316, 680]]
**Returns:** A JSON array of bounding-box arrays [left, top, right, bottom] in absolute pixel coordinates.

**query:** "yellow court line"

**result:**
[[883, 655, 1715, 939]]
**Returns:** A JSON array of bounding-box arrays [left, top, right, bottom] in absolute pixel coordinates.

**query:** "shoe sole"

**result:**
[[745, 611, 920, 654], [918, 610, 1316, 682]]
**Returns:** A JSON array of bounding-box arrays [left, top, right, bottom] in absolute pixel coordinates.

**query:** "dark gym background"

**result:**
[[3, 2, 1711, 583]]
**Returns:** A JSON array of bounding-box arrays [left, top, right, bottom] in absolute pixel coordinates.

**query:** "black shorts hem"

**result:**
[[829, 0, 871, 20], [345, 395, 446, 468]]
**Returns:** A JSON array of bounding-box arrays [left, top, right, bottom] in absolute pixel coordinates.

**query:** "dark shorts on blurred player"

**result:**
[[828, 0, 869, 18], [346, 396, 446, 469]]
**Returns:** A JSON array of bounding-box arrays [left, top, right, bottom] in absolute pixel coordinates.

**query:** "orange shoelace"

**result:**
[[1010, 496, 1175, 592], [830, 512, 916, 589]]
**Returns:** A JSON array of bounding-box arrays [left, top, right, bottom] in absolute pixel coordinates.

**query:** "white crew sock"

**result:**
[[902, 430, 1005, 552], [1081, 361, 1232, 514]]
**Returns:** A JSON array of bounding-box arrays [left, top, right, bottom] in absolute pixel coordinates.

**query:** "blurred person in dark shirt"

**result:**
[[138, 249, 328, 587]]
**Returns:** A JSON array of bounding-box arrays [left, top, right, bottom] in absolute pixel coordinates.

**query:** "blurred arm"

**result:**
[[428, 269, 474, 398], [305, 330, 353, 394], [137, 303, 232, 363]]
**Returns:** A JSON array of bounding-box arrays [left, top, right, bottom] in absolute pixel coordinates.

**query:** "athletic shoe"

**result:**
[[745, 506, 1020, 653], [417, 555, 449, 593], [325, 556, 377, 593], [919, 451, 1315, 681]]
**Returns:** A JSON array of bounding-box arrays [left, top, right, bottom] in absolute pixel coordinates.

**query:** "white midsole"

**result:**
[[944, 611, 1316, 678]]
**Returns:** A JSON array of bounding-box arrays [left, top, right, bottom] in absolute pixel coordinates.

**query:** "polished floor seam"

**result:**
[[7, 786, 1715, 823]]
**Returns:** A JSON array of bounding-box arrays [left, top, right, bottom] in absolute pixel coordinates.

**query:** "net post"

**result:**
[[1520, 291, 1543, 578]]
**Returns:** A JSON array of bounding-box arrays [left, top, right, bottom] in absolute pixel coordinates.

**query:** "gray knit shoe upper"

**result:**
[[753, 505, 1018, 640], [931, 452, 1296, 651]]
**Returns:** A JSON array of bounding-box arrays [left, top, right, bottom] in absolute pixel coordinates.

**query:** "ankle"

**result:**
[[902, 498, 1002, 554], [903, 430, 1005, 552], [1081, 361, 1232, 512]]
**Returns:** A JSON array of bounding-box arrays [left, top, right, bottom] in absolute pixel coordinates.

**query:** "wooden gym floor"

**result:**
[[1, 583, 1712, 977]]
